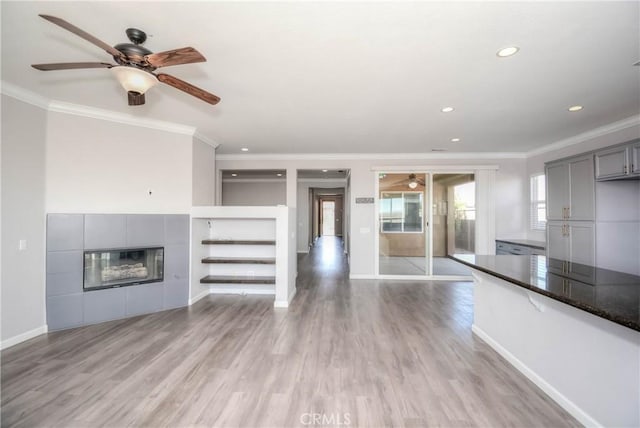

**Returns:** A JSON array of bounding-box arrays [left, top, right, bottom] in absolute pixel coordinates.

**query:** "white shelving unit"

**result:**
[[191, 206, 297, 308]]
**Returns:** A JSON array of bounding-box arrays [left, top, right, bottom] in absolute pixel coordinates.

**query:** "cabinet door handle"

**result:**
[[624, 165, 628, 174]]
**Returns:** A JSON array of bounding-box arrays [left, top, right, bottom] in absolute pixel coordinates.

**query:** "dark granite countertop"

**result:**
[[495, 238, 546, 250], [450, 254, 640, 332]]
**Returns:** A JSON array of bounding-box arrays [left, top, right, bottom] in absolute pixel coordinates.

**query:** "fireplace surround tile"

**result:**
[[47, 214, 84, 251], [126, 215, 165, 247], [164, 244, 189, 280], [46, 214, 189, 331], [126, 283, 164, 316], [164, 279, 190, 309], [165, 215, 190, 245], [84, 214, 126, 250], [47, 293, 83, 330], [84, 288, 126, 325]]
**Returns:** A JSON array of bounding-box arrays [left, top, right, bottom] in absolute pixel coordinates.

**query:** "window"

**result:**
[[530, 174, 546, 230], [380, 191, 423, 232]]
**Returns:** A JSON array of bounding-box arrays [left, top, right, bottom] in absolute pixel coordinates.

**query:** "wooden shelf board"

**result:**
[[201, 239, 276, 246], [200, 275, 276, 284], [201, 257, 276, 264]]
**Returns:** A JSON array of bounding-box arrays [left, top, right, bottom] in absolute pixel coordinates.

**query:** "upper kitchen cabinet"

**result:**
[[546, 154, 595, 221], [594, 138, 640, 181]]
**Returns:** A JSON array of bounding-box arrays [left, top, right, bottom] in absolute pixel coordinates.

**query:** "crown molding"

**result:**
[[193, 131, 220, 149], [216, 151, 526, 161], [1, 81, 50, 110], [48, 100, 196, 136], [526, 115, 640, 158], [222, 178, 286, 183], [1, 81, 222, 143]]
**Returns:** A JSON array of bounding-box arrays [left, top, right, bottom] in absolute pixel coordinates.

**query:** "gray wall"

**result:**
[[222, 180, 286, 206], [46, 214, 190, 331], [1, 95, 47, 344]]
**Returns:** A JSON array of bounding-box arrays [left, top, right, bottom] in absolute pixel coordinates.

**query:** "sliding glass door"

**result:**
[[377, 171, 473, 277], [378, 173, 428, 275]]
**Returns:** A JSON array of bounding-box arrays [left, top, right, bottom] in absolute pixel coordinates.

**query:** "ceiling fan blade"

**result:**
[[39, 14, 124, 59], [32, 62, 113, 71], [156, 73, 220, 105], [145, 47, 206, 68]]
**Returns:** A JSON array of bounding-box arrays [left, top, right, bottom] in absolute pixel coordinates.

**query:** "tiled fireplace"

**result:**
[[46, 214, 189, 330]]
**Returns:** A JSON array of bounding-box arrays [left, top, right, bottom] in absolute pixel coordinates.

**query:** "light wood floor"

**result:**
[[1, 236, 579, 427]]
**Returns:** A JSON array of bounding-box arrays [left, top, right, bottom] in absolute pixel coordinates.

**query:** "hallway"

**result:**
[[1, 237, 577, 427]]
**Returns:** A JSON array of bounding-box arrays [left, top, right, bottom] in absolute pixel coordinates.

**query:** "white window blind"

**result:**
[[530, 174, 546, 230]]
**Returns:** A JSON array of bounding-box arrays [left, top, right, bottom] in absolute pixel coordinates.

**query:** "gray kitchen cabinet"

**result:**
[[547, 220, 595, 267], [546, 154, 595, 221], [632, 141, 640, 175], [594, 138, 640, 180]]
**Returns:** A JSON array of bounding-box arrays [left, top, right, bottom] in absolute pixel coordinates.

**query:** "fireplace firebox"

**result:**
[[83, 247, 164, 291]]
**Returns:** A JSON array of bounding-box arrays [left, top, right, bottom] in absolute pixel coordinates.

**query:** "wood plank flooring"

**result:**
[[1, 236, 579, 427]]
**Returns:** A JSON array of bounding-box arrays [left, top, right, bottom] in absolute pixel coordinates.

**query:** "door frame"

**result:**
[[373, 165, 495, 280]]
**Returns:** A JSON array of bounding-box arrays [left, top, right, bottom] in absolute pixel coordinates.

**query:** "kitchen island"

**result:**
[[451, 254, 639, 428]]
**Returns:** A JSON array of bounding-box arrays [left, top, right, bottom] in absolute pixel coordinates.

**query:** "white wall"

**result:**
[[192, 136, 216, 206], [221, 179, 286, 206], [1, 95, 48, 345], [46, 112, 193, 214], [216, 156, 528, 276]]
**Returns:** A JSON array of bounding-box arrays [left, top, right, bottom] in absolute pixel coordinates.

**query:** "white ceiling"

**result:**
[[2, 1, 639, 155]]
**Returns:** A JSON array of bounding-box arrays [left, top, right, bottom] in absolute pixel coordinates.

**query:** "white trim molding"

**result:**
[[472, 324, 601, 428], [188, 289, 210, 305], [48, 100, 196, 136], [372, 164, 500, 172], [0, 81, 220, 143], [1, 325, 48, 350], [193, 131, 221, 149], [217, 152, 525, 161], [1, 81, 50, 110], [526, 115, 640, 158]]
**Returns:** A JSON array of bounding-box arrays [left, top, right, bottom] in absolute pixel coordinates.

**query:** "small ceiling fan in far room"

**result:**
[[31, 14, 221, 106], [381, 173, 426, 189]]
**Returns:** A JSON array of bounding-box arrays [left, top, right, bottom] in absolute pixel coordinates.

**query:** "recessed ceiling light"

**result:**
[[441, 107, 454, 113], [568, 105, 583, 112], [451, 138, 461, 142], [241, 148, 249, 152], [322, 169, 328, 172], [496, 46, 519, 58], [231, 173, 238, 177]]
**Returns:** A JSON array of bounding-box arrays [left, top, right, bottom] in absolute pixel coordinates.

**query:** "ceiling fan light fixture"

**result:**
[[111, 66, 158, 95], [408, 181, 418, 189]]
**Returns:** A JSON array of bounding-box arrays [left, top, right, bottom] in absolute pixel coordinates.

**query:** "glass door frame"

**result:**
[[374, 167, 479, 280]]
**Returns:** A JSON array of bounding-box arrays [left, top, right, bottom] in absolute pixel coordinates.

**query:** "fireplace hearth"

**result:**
[[83, 247, 164, 291]]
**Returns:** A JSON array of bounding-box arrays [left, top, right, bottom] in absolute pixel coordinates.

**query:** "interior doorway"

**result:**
[[321, 200, 336, 236]]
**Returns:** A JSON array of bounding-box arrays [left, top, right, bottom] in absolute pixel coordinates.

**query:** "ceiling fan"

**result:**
[[381, 173, 426, 189], [31, 14, 220, 106]]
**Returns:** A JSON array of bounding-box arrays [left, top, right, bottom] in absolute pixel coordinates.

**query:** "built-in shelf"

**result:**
[[200, 275, 276, 284], [201, 239, 276, 245], [201, 257, 276, 264]]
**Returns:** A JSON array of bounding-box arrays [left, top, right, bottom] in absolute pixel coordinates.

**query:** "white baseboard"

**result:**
[[471, 324, 602, 428], [1, 325, 48, 350], [188, 289, 210, 305], [274, 287, 298, 308]]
